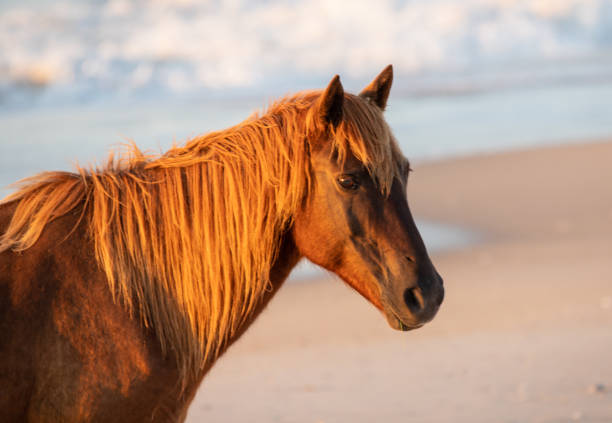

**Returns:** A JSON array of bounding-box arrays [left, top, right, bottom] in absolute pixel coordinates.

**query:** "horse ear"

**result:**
[[359, 64, 393, 110], [317, 75, 344, 128]]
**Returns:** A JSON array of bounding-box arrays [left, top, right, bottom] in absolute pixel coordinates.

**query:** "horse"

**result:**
[[0, 65, 444, 422]]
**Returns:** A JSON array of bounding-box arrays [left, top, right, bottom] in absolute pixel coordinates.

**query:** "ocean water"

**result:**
[[3, 81, 612, 190], [1, 0, 612, 278], [2, 0, 612, 103]]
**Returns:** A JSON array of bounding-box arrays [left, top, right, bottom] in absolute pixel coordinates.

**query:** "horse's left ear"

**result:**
[[317, 75, 344, 128], [359, 64, 393, 110]]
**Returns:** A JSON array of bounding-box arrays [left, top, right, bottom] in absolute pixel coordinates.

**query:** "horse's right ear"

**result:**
[[317, 75, 344, 128], [359, 64, 393, 110]]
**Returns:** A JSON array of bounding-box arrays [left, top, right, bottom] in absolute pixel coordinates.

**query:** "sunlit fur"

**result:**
[[0, 91, 403, 381]]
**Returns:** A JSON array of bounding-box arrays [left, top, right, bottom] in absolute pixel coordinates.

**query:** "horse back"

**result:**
[[0, 202, 190, 422]]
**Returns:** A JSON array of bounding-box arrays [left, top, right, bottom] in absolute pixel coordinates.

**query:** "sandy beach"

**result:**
[[186, 141, 612, 423]]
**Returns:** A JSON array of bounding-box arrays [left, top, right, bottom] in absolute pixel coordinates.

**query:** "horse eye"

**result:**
[[337, 175, 360, 191]]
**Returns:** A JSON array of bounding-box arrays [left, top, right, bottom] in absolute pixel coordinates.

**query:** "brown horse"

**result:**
[[0, 65, 443, 422]]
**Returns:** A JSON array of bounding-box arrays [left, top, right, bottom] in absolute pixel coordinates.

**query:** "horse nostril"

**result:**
[[403, 287, 424, 312], [405, 255, 415, 263]]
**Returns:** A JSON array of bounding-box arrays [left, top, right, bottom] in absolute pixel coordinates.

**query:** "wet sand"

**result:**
[[187, 141, 612, 423]]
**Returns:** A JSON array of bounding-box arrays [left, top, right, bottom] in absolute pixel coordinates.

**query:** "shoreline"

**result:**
[[409, 139, 612, 242]]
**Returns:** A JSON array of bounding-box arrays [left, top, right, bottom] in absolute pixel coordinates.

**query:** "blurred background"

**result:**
[[1, 1, 612, 422], [2, 0, 612, 192]]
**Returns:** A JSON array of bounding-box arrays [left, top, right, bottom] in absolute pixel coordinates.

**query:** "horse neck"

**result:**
[[97, 111, 312, 378], [204, 232, 302, 370]]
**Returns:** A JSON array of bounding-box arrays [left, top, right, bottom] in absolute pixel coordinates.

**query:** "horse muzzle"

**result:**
[[383, 272, 445, 331]]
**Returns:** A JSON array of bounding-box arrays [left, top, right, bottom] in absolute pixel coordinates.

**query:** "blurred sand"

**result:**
[[187, 141, 612, 423]]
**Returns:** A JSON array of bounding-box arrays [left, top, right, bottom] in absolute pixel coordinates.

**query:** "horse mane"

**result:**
[[0, 91, 402, 380]]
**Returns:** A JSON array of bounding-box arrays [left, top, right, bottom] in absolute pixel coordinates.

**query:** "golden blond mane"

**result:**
[[0, 91, 402, 379]]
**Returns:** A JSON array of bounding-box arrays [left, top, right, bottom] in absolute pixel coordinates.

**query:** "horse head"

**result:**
[[292, 66, 444, 331]]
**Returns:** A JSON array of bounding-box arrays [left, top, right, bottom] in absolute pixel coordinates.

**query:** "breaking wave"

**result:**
[[1, 0, 612, 105]]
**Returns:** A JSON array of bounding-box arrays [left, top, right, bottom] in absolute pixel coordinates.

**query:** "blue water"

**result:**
[[387, 82, 612, 160], [3, 81, 612, 194]]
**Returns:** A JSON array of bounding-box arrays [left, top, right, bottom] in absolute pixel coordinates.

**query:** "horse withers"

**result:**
[[0, 65, 443, 422]]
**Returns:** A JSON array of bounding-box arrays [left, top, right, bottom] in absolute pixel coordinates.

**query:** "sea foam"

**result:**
[[1, 0, 612, 107]]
